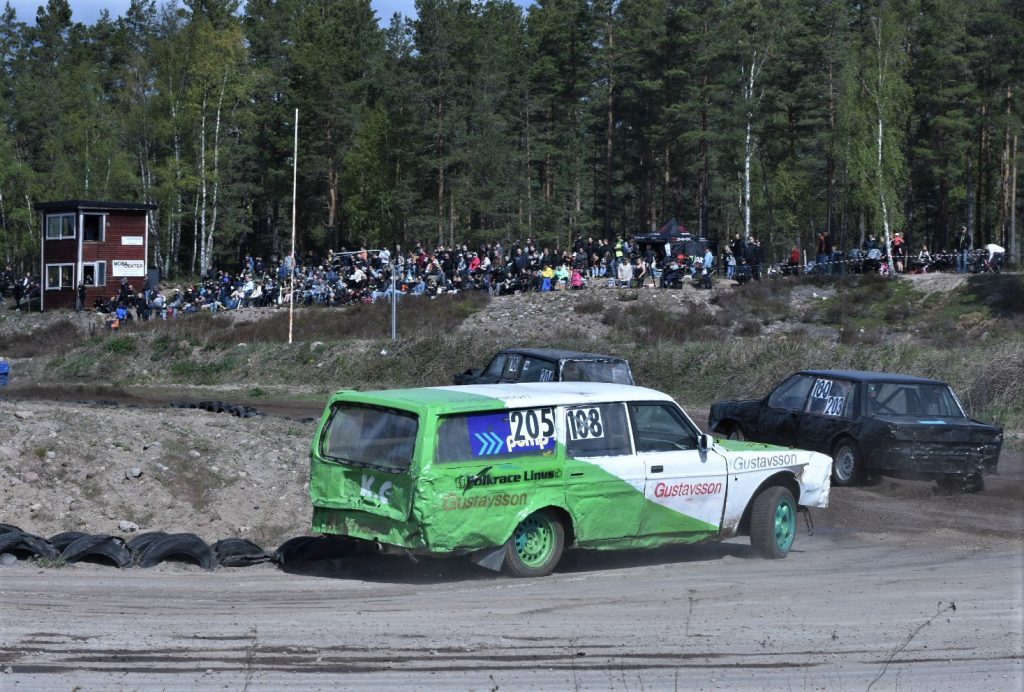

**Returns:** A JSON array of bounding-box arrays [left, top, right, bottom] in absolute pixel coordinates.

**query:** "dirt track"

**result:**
[[0, 391, 1022, 689], [1, 524, 1020, 689]]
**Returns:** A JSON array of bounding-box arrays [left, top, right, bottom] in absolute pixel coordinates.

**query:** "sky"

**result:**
[[8, 1, 533, 26]]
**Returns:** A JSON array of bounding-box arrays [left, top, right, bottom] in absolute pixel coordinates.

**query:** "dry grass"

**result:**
[[0, 319, 92, 358], [128, 292, 490, 346], [602, 303, 714, 344]]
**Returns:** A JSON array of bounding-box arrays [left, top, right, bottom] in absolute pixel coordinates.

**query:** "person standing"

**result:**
[[13, 273, 26, 309], [955, 226, 971, 273], [702, 246, 714, 289], [891, 232, 906, 273], [816, 232, 832, 275], [76, 283, 86, 312], [746, 237, 764, 281]]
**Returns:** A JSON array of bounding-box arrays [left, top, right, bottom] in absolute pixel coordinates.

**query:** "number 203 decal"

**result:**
[[566, 407, 605, 441]]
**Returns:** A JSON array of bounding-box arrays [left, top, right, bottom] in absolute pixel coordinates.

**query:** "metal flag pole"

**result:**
[[288, 109, 298, 344], [391, 252, 397, 341]]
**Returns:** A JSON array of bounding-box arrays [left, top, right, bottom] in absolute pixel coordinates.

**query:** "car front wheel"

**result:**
[[726, 426, 745, 441], [831, 440, 862, 486], [749, 486, 797, 559], [503, 510, 565, 578]]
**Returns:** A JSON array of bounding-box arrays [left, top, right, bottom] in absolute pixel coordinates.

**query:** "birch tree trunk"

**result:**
[[742, 50, 764, 240], [170, 94, 184, 276], [198, 93, 209, 274], [204, 71, 228, 275]]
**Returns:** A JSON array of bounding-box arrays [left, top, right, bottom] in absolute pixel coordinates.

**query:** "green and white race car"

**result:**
[[310, 383, 831, 577]]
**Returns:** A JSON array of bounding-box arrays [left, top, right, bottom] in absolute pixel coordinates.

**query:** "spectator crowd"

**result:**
[[0, 229, 1009, 322]]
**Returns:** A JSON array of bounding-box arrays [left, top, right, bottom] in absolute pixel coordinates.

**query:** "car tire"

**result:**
[[61, 535, 133, 568], [726, 426, 746, 441], [938, 473, 985, 493], [749, 486, 797, 559], [502, 510, 565, 578], [138, 533, 215, 570], [964, 473, 985, 493], [831, 439, 862, 486]]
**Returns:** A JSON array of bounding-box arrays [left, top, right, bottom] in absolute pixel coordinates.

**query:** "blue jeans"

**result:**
[[957, 250, 970, 273], [816, 253, 830, 274]]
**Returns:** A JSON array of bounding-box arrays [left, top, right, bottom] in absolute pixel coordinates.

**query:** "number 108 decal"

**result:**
[[566, 407, 605, 441]]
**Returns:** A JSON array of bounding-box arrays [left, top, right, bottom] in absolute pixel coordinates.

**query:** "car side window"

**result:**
[[436, 408, 557, 463], [565, 403, 631, 457], [805, 378, 854, 418], [517, 357, 556, 383], [501, 354, 523, 379], [767, 375, 814, 411], [630, 403, 699, 452]]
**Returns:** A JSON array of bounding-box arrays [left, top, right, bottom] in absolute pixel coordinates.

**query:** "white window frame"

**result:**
[[45, 263, 75, 290], [45, 213, 76, 240], [83, 261, 107, 287], [82, 213, 106, 242]]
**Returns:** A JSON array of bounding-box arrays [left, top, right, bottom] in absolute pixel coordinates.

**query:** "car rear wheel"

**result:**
[[503, 510, 564, 578], [749, 486, 797, 559], [831, 440, 862, 486], [937, 473, 985, 493]]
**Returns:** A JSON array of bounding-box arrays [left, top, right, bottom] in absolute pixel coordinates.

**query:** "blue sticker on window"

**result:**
[[467, 409, 556, 457]]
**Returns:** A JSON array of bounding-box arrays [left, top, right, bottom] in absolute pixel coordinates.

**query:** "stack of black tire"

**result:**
[[0, 524, 273, 570]]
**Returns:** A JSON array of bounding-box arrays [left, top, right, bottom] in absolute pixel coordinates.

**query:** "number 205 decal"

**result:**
[[566, 407, 605, 441], [508, 408, 556, 450]]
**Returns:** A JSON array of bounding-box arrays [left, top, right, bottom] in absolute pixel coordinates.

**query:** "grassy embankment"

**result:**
[[4, 273, 1022, 429]]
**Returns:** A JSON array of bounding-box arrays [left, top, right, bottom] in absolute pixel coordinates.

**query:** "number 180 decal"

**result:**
[[566, 407, 605, 441]]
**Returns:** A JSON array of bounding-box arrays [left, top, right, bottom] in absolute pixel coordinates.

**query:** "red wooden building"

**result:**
[[35, 200, 157, 311]]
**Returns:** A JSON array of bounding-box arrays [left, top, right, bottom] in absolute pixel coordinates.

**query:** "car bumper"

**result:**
[[869, 441, 1000, 477]]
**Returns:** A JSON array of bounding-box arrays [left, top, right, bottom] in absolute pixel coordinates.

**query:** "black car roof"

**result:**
[[498, 348, 627, 363], [798, 369, 947, 386]]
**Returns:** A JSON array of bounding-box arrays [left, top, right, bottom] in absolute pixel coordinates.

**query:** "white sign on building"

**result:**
[[111, 259, 146, 277]]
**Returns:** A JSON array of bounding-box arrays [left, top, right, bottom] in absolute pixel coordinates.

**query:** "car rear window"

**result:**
[[865, 383, 965, 417], [561, 360, 634, 385], [320, 404, 418, 472]]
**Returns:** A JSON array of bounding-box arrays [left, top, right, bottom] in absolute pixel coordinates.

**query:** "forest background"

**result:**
[[0, 0, 1020, 279]]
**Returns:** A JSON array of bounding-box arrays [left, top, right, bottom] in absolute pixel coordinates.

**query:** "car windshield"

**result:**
[[320, 404, 419, 472], [483, 353, 508, 377], [864, 383, 966, 418]]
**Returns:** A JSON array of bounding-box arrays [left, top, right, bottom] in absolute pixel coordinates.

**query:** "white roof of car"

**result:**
[[436, 382, 673, 407]]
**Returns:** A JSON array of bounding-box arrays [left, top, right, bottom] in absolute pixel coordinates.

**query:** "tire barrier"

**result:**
[[167, 400, 264, 418], [126, 531, 169, 561], [212, 538, 274, 567], [60, 534, 133, 568], [138, 533, 217, 570], [0, 531, 367, 571], [0, 530, 60, 561], [49, 531, 91, 551], [275, 535, 370, 568]]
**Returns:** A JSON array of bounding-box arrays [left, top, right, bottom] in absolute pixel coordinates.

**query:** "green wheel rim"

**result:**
[[514, 515, 555, 569], [773, 497, 796, 552]]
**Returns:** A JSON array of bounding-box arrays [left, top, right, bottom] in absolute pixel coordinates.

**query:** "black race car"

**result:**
[[709, 370, 1002, 490], [454, 348, 635, 386]]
